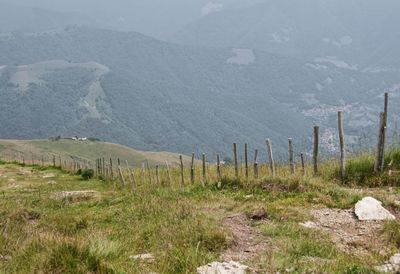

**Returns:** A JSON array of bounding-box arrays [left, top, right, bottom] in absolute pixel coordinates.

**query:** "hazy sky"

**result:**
[[0, 0, 267, 38]]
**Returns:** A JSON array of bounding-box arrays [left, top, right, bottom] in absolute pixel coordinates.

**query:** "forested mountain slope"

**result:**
[[0, 27, 398, 156]]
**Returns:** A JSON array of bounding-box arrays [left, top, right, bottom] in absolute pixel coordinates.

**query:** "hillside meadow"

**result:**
[[1, 149, 400, 273]]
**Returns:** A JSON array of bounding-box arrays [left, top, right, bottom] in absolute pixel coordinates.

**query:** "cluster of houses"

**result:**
[[49, 136, 88, 141]]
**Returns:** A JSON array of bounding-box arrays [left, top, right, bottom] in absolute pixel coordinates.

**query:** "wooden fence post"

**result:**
[[109, 158, 114, 179], [313, 126, 319, 175], [146, 161, 152, 184], [253, 149, 259, 179], [382, 92, 389, 171], [217, 154, 221, 180], [375, 112, 386, 172], [141, 163, 145, 181], [53, 155, 56, 167], [202, 153, 206, 185], [179, 155, 184, 185], [102, 157, 105, 177], [288, 138, 295, 175], [233, 143, 239, 178], [300, 153, 305, 176], [244, 143, 249, 180], [156, 165, 160, 185], [118, 166, 126, 186], [338, 111, 346, 179], [130, 168, 137, 187], [190, 153, 195, 184], [165, 161, 172, 184], [126, 160, 133, 184], [266, 139, 275, 177], [99, 158, 103, 176]]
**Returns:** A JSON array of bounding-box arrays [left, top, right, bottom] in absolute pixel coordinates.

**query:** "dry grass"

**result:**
[[1, 149, 400, 273]]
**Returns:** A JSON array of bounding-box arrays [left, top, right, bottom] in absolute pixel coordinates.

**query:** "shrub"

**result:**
[[81, 169, 94, 180]]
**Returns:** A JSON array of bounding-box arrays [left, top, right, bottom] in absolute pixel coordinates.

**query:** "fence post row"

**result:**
[[1, 99, 393, 186]]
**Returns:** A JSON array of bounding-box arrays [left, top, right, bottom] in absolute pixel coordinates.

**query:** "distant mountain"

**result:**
[[0, 0, 210, 39], [172, 0, 400, 68], [0, 3, 95, 33], [0, 0, 273, 39], [0, 27, 398, 158]]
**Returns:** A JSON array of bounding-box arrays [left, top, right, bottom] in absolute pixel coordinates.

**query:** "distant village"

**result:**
[[49, 136, 99, 142]]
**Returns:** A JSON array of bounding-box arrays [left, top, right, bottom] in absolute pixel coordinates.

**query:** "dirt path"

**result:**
[[221, 213, 269, 262], [303, 208, 389, 256]]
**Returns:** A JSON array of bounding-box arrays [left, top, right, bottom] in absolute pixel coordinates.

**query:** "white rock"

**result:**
[[197, 261, 248, 274], [389, 253, 400, 265], [355, 197, 395, 221], [375, 264, 396, 273], [375, 253, 400, 273], [129, 253, 155, 262]]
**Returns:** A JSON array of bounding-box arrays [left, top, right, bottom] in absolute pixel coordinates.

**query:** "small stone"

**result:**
[[197, 261, 248, 274], [285, 267, 295, 273], [43, 173, 56, 178], [244, 194, 253, 200], [355, 197, 395, 221], [0, 255, 11, 261], [250, 207, 267, 220], [129, 253, 155, 262], [300, 221, 318, 229]]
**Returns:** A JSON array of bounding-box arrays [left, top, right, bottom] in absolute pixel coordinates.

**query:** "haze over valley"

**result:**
[[1, 0, 399, 157]]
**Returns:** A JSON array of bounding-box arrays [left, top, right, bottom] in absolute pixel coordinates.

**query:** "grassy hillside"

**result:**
[[0, 139, 191, 167], [1, 150, 400, 273]]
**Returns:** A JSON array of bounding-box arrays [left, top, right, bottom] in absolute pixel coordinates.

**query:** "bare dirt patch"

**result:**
[[303, 208, 389, 256], [50, 190, 100, 201], [221, 213, 269, 262]]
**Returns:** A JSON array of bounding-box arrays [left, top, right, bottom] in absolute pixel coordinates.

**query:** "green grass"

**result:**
[[383, 220, 400, 249], [1, 149, 400, 273], [327, 149, 400, 187]]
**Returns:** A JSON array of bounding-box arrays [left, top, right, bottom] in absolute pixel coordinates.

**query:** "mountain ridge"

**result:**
[[0, 26, 398, 157]]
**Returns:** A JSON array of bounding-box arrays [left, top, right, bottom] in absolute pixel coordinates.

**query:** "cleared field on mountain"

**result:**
[[0, 139, 191, 167]]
